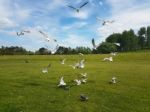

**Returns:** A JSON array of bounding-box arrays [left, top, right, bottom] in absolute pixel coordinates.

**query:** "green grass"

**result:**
[[0, 51, 150, 112]]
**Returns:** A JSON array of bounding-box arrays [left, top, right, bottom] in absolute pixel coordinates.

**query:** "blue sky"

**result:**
[[0, 0, 150, 51]]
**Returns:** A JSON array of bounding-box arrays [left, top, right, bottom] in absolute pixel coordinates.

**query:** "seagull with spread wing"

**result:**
[[16, 30, 30, 36], [68, 1, 89, 13], [97, 18, 115, 26], [38, 30, 57, 42], [92, 38, 98, 50]]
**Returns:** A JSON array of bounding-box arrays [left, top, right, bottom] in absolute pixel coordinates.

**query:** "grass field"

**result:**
[[0, 51, 150, 112]]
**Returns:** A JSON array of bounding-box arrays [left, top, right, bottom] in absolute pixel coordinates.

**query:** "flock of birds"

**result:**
[[18, 1, 119, 101], [40, 51, 118, 101], [16, 1, 117, 54]]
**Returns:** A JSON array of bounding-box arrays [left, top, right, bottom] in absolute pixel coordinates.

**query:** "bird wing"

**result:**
[[92, 38, 96, 48], [80, 1, 89, 8], [68, 5, 77, 10]]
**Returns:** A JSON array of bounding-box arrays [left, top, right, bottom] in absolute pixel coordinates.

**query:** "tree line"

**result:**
[[0, 26, 150, 55]]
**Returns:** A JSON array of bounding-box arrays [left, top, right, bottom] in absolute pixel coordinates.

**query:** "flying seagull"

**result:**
[[42, 67, 48, 73], [42, 63, 51, 74], [81, 78, 87, 83], [16, 30, 30, 36], [61, 58, 66, 65], [97, 18, 115, 26], [92, 38, 98, 50], [68, 1, 89, 13], [80, 73, 87, 78], [51, 44, 59, 54], [38, 30, 57, 42]]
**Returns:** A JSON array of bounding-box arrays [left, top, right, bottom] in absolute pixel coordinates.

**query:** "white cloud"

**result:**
[[62, 21, 88, 30], [59, 34, 92, 48], [0, 18, 17, 29], [98, 0, 150, 39]]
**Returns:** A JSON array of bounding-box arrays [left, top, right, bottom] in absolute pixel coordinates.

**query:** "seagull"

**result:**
[[68, 1, 89, 13], [51, 44, 59, 54], [42, 68, 48, 73], [79, 53, 84, 56], [61, 58, 66, 65], [47, 63, 51, 68], [114, 43, 120, 46], [38, 30, 57, 42], [103, 57, 113, 62], [97, 18, 115, 26], [80, 73, 87, 78], [58, 76, 66, 87], [92, 38, 98, 50], [74, 79, 81, 85], [80, 94, 88, 101], [109, 77, 117, 84], [110, 52, 117, 56], [16, 30, 30, 36], [81, 78, 87, 83], [69, 63, 79, 69], [78, 59, 85, 69]]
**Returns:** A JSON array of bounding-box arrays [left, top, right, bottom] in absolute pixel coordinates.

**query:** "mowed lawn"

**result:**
[[0, 51, 150, 112]]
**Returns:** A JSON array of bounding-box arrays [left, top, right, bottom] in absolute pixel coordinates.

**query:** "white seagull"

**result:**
[[97, 18, 115, 26], [42, 68, 48, 73], [103, 57, 113, 62], [58, 77, 66, 87], [109, 77, 117, 84], [74, 79, 81, 85], [38, 30, 57, 43], [81, 78, 87, 83], [61, 58, 66, 65], [78, 59, 85, 69], [51, 44, 59, 54], [80, 73, 87, 78], [110, 52, 117, 56]]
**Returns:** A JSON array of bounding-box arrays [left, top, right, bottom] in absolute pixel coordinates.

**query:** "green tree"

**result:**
[[138, 27, 146, 49], [146, 26, 150, 48], [97, 42, 117, 53]]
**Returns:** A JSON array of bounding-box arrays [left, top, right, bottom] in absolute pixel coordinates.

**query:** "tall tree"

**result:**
[[138, 27, 146, 49], [146, 26, 150, 49]]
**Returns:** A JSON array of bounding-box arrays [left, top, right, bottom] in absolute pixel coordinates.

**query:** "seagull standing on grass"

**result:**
[[109, 77, 117, 84], [80, 94, 88, 101], [58, 77, 66, 87], [68, 1, 89, 13]]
